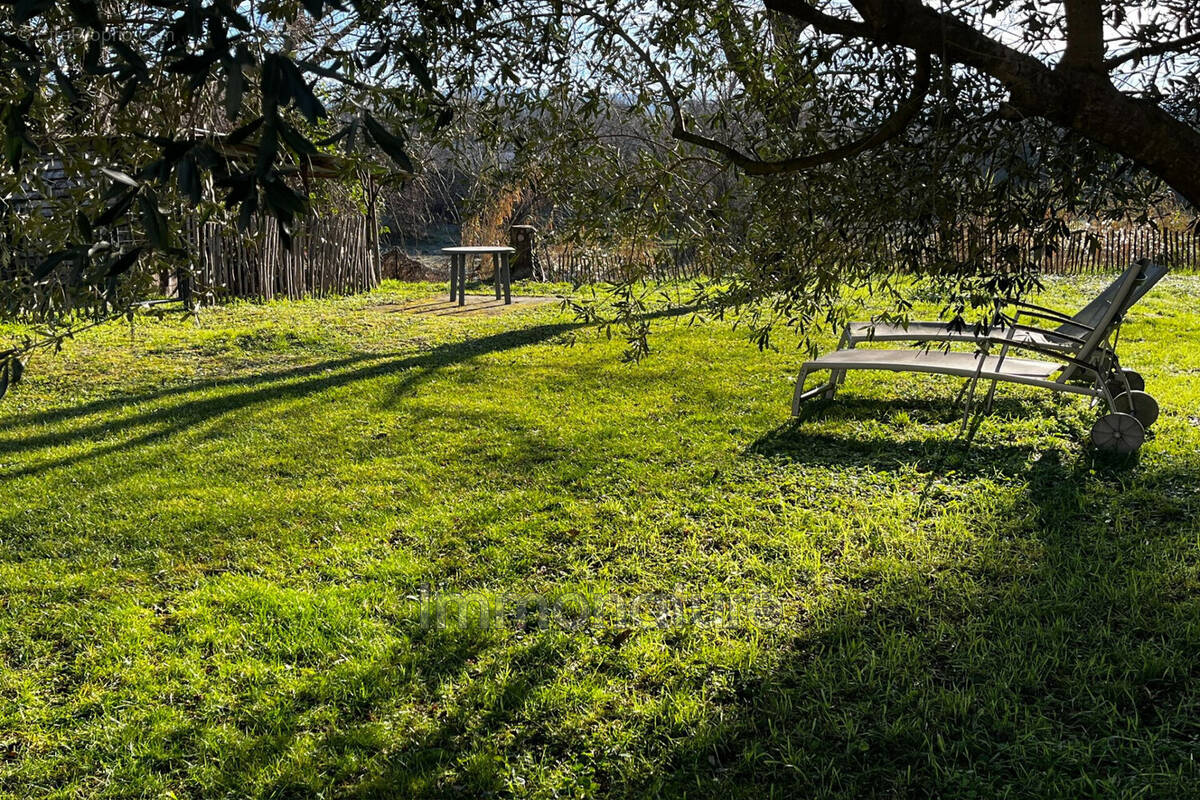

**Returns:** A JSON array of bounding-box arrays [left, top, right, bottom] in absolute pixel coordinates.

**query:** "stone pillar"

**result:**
[[509, 224, 536, 280]]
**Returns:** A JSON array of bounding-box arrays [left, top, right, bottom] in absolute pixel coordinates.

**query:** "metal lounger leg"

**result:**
[[982, 376, 1001, 414], [792, 367, 811, 415], [959, 376, 981, 436], [829, 326, 853, 392], [959, 352, 990, 436], [792, 367, 836, 414], [1096, 373, 1120, 413]]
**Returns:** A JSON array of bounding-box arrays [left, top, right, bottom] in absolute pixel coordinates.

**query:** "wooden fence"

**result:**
[[533, 225, 1198, 284], [919, 225, 1200, 275], [534, 239, 706, 284], [183, 214, 379, 302]]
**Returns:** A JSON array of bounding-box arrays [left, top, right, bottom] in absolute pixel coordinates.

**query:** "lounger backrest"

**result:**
[[1070, 260, 1156, 366], [1054, 262, 1140, 339], [1056, 260, 1169, 340]]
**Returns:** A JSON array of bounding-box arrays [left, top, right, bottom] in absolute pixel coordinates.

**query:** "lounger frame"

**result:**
[[793, 262, 1158, 424]]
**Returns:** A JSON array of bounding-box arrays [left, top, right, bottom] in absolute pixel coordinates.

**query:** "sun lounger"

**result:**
[[793, 261, 1167, 453]]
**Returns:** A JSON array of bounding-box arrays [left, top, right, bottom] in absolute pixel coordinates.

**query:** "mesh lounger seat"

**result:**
[[845, 321, 1076, 349], [842, 261, 1169, 351], [802, 348, 1063, 384]]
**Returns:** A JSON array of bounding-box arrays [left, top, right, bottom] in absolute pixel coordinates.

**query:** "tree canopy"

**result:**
[[1, 1, 1198, 381]]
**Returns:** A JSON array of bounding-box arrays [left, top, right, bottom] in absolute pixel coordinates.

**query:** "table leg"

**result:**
[[501, 252, 511, 304], [493, 254, 502, 300], [448, 253, 457, 301], [458, 255, 466, 306]]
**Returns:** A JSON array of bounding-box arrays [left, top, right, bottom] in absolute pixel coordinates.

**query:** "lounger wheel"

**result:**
[[1107, 370, 1146, 396], [1120, 370, 1146, 392], [1114, 390, 1159, 429], [1091, 412, 1145, 454]]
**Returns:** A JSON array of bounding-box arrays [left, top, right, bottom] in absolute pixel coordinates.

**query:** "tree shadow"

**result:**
[[0, 320, 599, 483], [228, 438, 1192, 797], [198, 424, 1181, 798], [748, 397, 1068, 477], [0, 351, 383, 430], [635, 443, 1200, 796], [0, 306, 692, 479], [9, 307, 1193, 796], [96, 620, 574, 798]]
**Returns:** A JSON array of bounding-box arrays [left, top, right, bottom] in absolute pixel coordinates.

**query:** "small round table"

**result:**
[[442, 246, 517, 306]]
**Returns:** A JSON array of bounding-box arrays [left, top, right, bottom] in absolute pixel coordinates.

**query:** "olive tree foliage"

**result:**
[[0, 0, 472, 392], [2, 1, 1199, 387], [428, 0, 1198, 354]]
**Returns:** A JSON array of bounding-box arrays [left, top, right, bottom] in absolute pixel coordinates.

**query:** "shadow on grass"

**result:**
[[0, 306, 693, 481], [202, 628, 561, 798], [144, 445, 1199, 798], [748, 395, 1073, 477], [633, 447, 1199, 797], [0, 318, 612, 482]]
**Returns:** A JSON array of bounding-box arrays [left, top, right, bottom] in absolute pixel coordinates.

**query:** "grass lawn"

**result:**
[[2, 275, 1200, 798]]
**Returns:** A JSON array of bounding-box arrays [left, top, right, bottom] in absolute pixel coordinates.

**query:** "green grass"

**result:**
[[2, 276, 1200, 798]]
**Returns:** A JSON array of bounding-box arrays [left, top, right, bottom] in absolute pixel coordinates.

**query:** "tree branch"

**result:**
[[1061, 0, 1106, 70], [1104, 31, 1200, 69], [671, 51, 931, 175], [763, 0, 875, 40], [768, 0, 1200, 208], [562, 0, 930, 176], [714, 0, 765, 94]]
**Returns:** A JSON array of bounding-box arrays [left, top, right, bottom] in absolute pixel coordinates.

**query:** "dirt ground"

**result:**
[[373, 293, 560, 316]]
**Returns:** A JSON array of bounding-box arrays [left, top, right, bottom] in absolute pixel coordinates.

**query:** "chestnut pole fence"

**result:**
[[531, 225, 1198, 285]]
